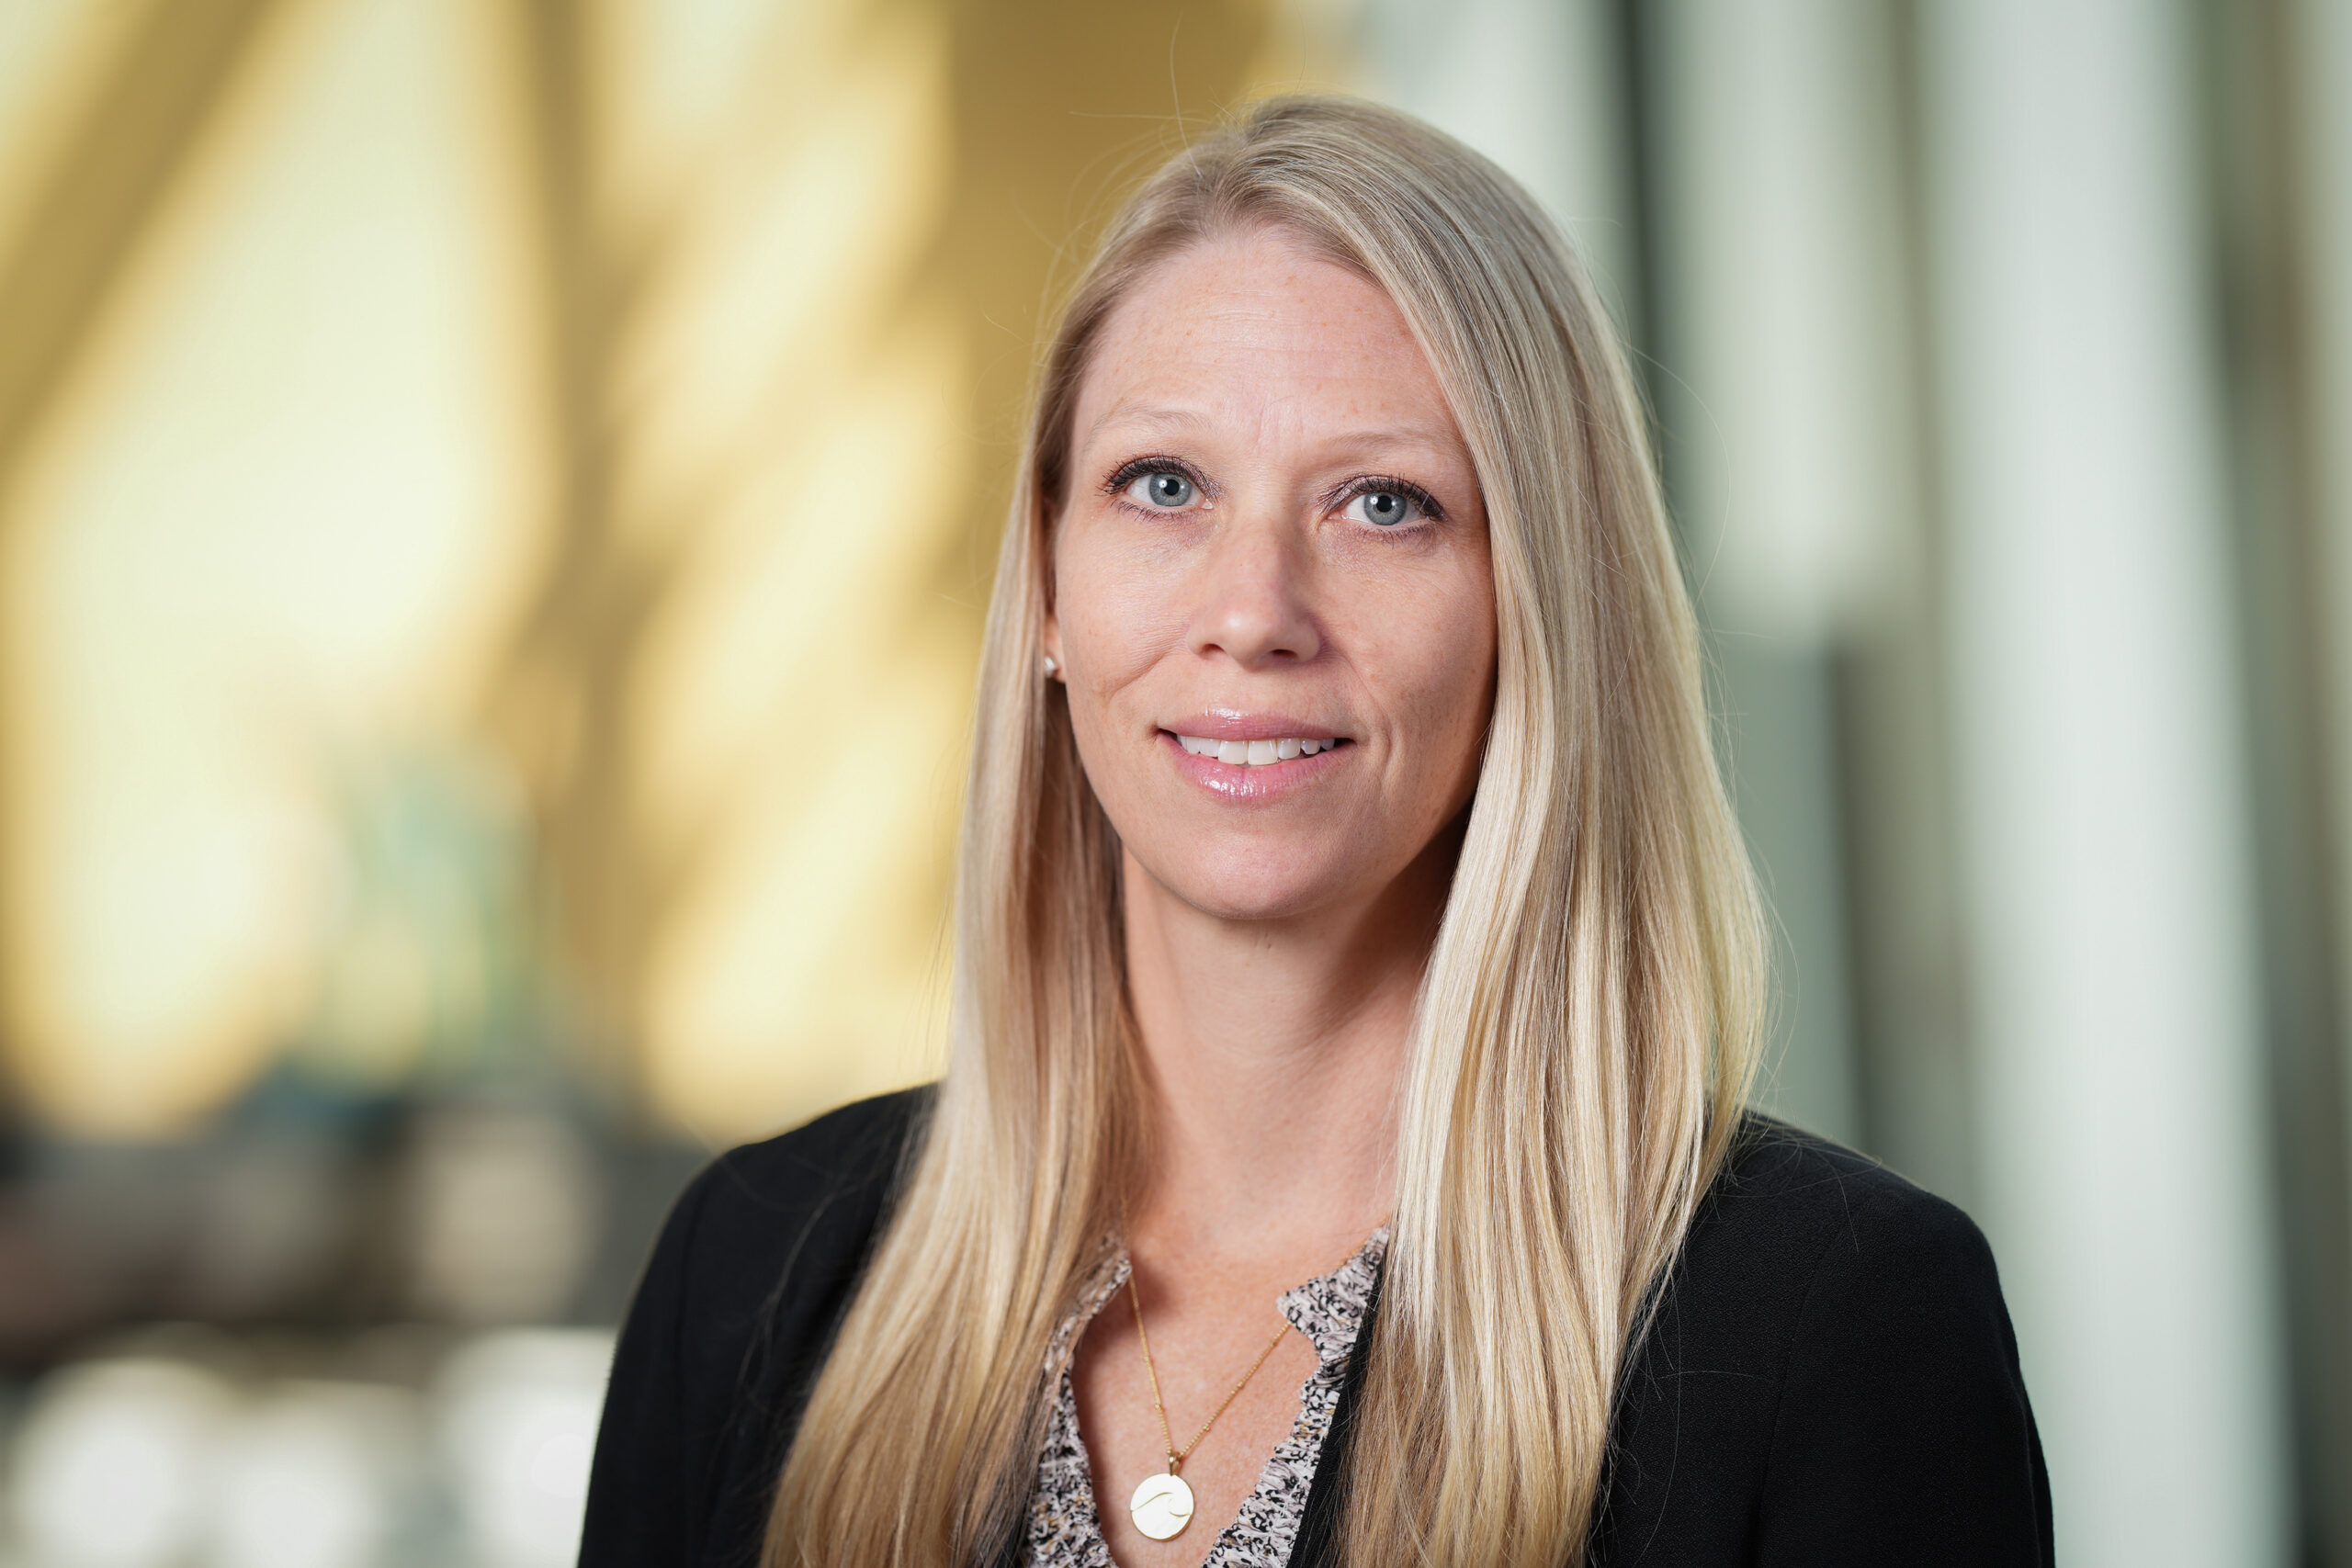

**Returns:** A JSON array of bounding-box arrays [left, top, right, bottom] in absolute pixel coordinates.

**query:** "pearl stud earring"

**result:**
[[1041, 655, 1058, 679]]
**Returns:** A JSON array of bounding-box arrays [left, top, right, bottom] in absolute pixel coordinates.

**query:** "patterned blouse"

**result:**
[[1022, 1227, 1389, 1568]]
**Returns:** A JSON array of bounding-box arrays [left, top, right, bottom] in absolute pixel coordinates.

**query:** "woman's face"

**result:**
[[1045, 226, 1498, 922]]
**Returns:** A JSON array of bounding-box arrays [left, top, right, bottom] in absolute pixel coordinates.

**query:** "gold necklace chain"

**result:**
[[1125, 1269, 1295, 1474]]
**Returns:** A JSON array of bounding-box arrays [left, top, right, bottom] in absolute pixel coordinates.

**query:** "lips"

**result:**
[[1158, 726, 1351, 801], [1171, 733, 1348, 765]]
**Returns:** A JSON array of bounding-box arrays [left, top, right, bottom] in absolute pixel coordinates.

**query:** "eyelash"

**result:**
[[1330, 473, 1446, 527], [1102, 455, 1208, 506], [1099, 458, 1448, 530]]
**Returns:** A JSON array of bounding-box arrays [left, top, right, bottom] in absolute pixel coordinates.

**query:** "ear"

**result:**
[[1039, 502, 1066, 676], [1041, 604, 1066, 680]]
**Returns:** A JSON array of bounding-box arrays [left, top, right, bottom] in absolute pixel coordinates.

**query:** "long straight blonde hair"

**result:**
[[765, 96, 1766, 1568]]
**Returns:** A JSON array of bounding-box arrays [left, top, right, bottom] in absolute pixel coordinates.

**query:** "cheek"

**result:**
[[1052, 527, 1187, 712], [1052, 538, 1195, 876], [1356, 555, 1497, 763]]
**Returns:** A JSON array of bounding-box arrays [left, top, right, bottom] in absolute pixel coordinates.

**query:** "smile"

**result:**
[[1171, 734, 1350, 765], [1159, 728, 1353, 802]]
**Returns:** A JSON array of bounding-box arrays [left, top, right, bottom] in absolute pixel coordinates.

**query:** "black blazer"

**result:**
[[579, 1089, 2052, 1566]]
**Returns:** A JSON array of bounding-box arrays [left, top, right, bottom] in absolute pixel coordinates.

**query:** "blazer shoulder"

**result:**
[[1701, 1112, 1990, 1268], [656, 1084, 937, 1346], [1702, 1114, 2016, 1353], [696, 1083, 936, 1224], [1649, 1111, 2009, 1389], [581, 1087, 937, 1568], [1598, 1114, 2046, 1565], [1709, 1120, 2050, 1562]]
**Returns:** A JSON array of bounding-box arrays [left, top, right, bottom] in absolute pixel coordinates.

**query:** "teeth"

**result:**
[[1173, 735, 1343, 766]]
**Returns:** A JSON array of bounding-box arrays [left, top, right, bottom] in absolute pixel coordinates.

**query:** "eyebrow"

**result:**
[[1085, 403, 1209, 443], [1087, 406, 1461, 465]]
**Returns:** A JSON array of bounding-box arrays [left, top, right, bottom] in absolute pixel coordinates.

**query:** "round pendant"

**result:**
[[1128, 1471, 1195, 1540]]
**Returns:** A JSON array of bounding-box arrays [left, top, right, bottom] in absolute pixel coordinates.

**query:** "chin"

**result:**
[[1143, 844, 1359, 922]]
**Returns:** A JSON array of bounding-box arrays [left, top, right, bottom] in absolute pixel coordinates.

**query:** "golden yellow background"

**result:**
[[0, 0, 1351, 1144]]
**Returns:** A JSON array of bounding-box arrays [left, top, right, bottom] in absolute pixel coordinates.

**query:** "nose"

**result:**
[[1185, 513, 1321, 668]]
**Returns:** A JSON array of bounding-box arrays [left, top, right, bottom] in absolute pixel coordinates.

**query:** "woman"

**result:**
[[581, 96, 2051, 1568]]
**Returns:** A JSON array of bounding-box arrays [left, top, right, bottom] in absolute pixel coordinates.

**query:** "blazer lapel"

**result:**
[[1285, 1266, 1383, 1568]]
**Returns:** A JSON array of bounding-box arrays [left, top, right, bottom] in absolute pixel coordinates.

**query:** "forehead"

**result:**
[[1072, 229, 1462, 454]]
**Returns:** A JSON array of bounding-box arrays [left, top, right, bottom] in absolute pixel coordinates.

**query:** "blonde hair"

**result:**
[[765, 96, 1765, 1568]]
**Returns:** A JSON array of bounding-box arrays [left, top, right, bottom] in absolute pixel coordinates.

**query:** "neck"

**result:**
[[1118, 824, 1459, 1268]]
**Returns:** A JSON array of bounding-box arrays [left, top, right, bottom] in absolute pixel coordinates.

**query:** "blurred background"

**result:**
[[0, 0, 2341, 1562]]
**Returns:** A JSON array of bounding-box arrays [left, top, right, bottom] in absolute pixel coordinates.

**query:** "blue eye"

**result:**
[[1126, 470, 1195, 508], [1348, 489, 1419, 527]]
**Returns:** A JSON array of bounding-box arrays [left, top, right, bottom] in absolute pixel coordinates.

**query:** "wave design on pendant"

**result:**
[[1129, 1472, 1195, 1540]]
